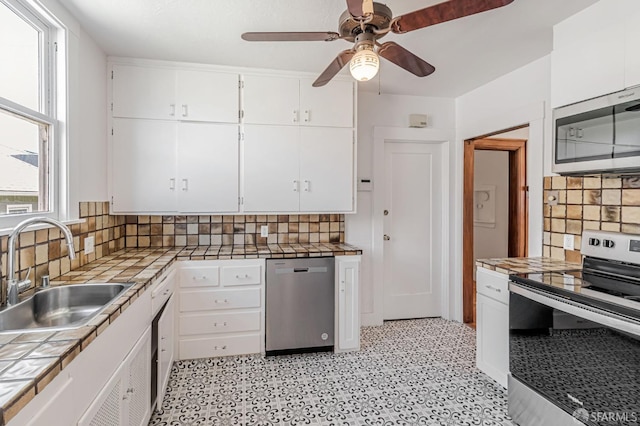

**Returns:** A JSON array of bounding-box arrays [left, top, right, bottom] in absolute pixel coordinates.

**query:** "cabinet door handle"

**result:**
[[486, 285, 502, 293], [304, 110, 310, 123], [182, 178, 188, 191], [182, 104, 188, 117], [293, 110, 298, 123], [303, 180, 310, 192], [293, 180, 299, 192], [170, 104, 175, 116], [215, 299, 229, 304], [383, 234, 390, 241], [169, 178, 176, 190]]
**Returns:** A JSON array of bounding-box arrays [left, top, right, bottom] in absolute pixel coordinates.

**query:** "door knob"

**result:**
[[384, 235, 390, 241]]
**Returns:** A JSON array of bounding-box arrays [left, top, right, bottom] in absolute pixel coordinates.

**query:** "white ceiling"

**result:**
[[58, 0, 598, 97]]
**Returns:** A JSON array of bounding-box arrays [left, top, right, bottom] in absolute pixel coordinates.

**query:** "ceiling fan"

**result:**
[[241, 0, 515, 87]]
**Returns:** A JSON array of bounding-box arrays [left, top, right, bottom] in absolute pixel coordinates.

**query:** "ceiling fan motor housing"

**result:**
[[338, 2, 393, 41]]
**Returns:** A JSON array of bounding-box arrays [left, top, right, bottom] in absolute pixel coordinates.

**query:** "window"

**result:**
[[0, 0, 58, 222]]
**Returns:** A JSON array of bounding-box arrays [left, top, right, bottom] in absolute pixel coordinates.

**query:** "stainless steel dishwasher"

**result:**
[[266, 257, 334, 355]]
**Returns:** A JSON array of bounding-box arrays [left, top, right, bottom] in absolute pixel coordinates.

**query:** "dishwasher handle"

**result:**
[[275, 267, 328, 274]]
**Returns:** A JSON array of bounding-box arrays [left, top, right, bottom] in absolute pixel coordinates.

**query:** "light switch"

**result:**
[[85, 236, 95, 254], [260, 225, 269, 237]]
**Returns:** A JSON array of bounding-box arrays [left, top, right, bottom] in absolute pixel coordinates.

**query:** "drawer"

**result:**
[[180, 311, 261, 336], [151, 269, 175, 315], [179, 334, 261, 359], [476, 267, 509, 305], [220, 265, 262, 286], [180, 288, 261, 312], [180, 266, 219, 288]]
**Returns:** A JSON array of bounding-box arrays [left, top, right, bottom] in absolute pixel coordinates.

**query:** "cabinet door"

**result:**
[[335, 256, 360, 352], [126, 327, 151, 426], [625, 11, 640, 88], [157, 297, 175, 411], [299, 127, 354, 212], [176, 70, 239, 123], [77, 365, 126, 426], [177, 123, 239, 213], [111, 119, 177, 213], [243, 125, 300, 212], [112, 64, 175, 120], [476, 293, 509, 388], [551, 25, 625, 108], [299, 78, 354, 128], [242, 75, 300, 125]]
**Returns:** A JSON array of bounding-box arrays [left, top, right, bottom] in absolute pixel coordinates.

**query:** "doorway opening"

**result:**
[[463, 125, 529, 325]]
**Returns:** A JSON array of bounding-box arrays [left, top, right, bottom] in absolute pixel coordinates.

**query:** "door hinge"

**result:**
[[241, 132, 244, 141], [111, 196, 114, 205], [111, 70, 114, 80], [110, 103, 113, 112], [54, 42, 58, 53], [241, 110, 244, 119], [111, 128, 114, 136]]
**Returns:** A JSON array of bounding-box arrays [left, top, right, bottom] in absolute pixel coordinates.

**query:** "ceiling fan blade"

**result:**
[[378, 42, 435, 77], [241, 32, 340, 42], [391, 0, 514, 34], [312, 50, 355, 87], [346, 0, 364, 18]]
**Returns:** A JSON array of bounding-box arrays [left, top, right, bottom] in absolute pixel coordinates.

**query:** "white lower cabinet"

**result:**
[[78, 327, 151, 426], [335, 255, 361, 352], [476, 267, 509, 388], [178, 259, 265, 359], [156, 296, 175, 411]]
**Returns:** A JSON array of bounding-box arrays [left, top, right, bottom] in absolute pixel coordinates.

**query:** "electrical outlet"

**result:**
[[260, 225, 269, 238], [84, 236, 95, 254], [563, 234, 574, 250]]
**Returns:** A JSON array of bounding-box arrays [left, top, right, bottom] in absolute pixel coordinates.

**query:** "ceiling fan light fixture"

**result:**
[[349, 45, 379, 82]]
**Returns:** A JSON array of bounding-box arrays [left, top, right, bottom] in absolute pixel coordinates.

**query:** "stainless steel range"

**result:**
[[508, 230, 640, 426]]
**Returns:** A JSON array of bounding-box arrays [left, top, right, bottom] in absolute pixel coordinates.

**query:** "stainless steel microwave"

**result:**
[[553, 86, 640, 175]]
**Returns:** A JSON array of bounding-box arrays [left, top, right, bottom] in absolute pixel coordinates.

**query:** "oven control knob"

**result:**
[[603, 239, 615, 248], [589, 238, 600, 246]]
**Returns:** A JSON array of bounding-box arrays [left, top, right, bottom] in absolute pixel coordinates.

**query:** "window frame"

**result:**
[[0, 0, 63, 230]]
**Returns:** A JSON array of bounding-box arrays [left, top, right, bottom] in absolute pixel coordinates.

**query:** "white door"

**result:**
[[299, 78, 354, 128], [177, 123, 239, 213], [383, 142, 442, 319], [299, 127, 353, 212], [112, 64, 175, 120], [111, 119, 177, 213], [242, 75, 300, 125], [176, 70, 239, 123], [243, 125, 300, 212]]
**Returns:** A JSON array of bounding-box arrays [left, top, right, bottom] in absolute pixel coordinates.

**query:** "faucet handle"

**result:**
[[19, 267, 33, 291]]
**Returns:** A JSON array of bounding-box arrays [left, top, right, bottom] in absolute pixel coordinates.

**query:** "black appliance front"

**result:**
[[509, 291, 640, 426]]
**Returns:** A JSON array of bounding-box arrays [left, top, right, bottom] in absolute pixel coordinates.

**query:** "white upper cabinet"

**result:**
[[551, 0, 640, 108], [243, 125, 354, 213], [112, 63, 239, 123], [112, 119, 177, 213], [551, 24, 625, 108], [243, 125, 300, 212], [242, 74, 354, 128], [625, 10, 640, 89], [112, 65, 175, 120], [242, 75, 300, 126], [177, 123, 239, 213], [299, 78, 354, 128], [175, 69, 239, 122], [299, 127, 353, 212]]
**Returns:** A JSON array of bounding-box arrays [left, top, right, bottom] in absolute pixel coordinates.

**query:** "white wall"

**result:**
[[34, 0, 108, 219], [473, 150, 509, 263], [453, 55, 551, 321], [347, 92, 455, 325]]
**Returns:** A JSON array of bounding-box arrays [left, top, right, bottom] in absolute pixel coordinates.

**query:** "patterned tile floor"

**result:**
[[149, 318, 515, 425]]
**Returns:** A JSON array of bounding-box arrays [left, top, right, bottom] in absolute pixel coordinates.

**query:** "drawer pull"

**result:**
[[235, 274, 250, 279], [215, 299, 229, 304], [214, 345, 227, 350], [192, 275, 208, 281], [486, 285, 502, 293], [161, 349, 166, 352], [214, 322, 228, 327], [163, 289, 170, 295]]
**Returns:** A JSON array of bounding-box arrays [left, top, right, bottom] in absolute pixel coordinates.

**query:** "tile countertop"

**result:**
[[476, 256, 582, 275], [0, 242, 361, 425]]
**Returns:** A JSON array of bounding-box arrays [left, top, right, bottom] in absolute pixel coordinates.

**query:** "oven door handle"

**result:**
[[509, 282, 640, 337]]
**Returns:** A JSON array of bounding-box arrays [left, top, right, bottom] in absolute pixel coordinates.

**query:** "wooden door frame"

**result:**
[[463, 136, 528, 324]]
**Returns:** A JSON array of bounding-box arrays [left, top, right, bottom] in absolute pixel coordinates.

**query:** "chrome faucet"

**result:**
[[5, 217, 76, 306]]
